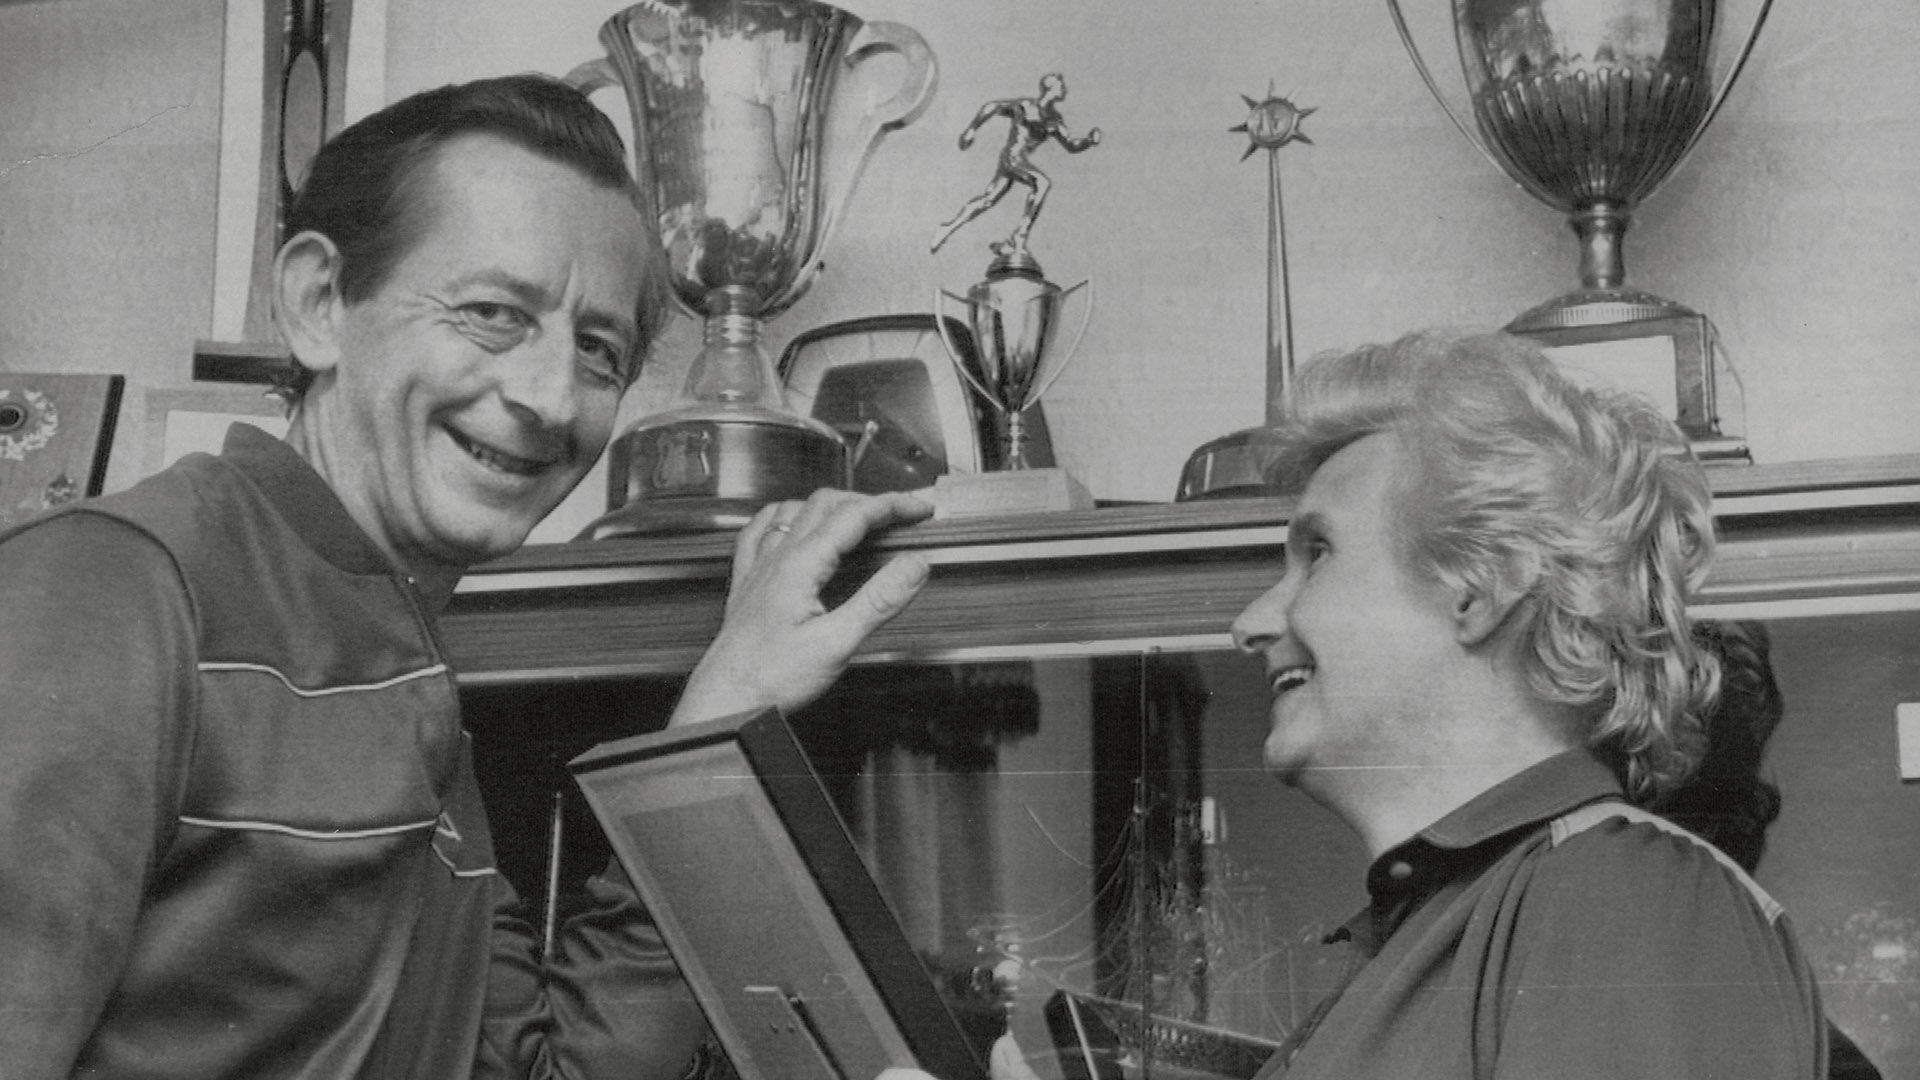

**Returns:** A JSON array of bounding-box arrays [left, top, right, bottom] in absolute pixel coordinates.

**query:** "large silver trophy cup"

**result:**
[[572, 0, 936, 537], [1388, 0, 1771, 455]]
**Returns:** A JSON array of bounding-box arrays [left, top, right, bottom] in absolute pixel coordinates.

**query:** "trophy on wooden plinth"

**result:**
[[1386, 0, 1773, 461], [929, 74, 1101, 517], [570, 0, 937, 537]]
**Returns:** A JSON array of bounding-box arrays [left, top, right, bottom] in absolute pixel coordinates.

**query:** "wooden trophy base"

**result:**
[[925, 468, 1094, 519]]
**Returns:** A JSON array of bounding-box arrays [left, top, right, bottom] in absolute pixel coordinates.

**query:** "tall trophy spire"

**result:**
[[1174, 84, 1314, 502]]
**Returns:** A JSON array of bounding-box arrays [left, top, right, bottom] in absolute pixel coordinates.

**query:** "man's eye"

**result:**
[[576, 334, 632, 386], [458, 302, 529, 341]]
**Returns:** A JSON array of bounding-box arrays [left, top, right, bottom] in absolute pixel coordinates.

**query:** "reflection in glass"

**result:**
[[464, 607, 1918, 1079]]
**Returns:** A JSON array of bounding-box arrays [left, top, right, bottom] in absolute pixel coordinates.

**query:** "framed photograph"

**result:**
[[569, 708, 988, 1080], [780, 314, 1031, 493], [141, 387, 290, 479], [0, 373, 124, 529]]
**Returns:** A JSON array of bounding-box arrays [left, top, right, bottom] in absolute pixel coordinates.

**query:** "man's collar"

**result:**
[[219, 422, 398, 578]]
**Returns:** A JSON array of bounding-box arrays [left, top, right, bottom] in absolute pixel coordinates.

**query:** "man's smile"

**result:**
[[446, 426, 554, 477]]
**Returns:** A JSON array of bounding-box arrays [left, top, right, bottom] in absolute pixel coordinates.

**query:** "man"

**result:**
[[929, 73, 1101, 257], [0, 75, 932, 1078], [1229, 329, 1826, 1078]]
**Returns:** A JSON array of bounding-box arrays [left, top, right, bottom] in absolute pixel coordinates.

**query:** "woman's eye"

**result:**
[[1280, 536, 1329, 575]]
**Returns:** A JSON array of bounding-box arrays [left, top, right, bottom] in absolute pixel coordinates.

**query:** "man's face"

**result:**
[[310, 133, 651, 572], [1230, 432, 1463, 792]]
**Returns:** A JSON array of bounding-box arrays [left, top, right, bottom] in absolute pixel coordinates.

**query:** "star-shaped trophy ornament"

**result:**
[[1175, 84, 1315, 502], [1232, 84, 1315, 160]]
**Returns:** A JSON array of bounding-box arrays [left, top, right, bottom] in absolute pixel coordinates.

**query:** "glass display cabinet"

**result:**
[[446, 454, 1920, 1079]]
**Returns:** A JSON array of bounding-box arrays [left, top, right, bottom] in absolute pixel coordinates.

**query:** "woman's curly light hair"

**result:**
[[1263, 328, 1719, 800]]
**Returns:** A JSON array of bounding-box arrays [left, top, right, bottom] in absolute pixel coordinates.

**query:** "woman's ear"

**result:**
[[273, 231, 348, 375], [1453, 581, 1526, 648]]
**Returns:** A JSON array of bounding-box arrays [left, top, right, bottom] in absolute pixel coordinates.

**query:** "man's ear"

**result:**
[[1453, 581, 1526, 648], [273, 230, 348, 375]]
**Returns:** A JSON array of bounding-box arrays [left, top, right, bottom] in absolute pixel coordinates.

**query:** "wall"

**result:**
[[0, 0, 224, 493], [3, 0, 1913, 509]]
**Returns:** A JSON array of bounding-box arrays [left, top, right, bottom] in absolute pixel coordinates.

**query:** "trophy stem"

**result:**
[[678, 288, 785, 411], [1572, 201, 1629, 292], [1002, 410, 1033, 470], [1510, 198, 1700, 332], [1266, 147, 1295, 424]]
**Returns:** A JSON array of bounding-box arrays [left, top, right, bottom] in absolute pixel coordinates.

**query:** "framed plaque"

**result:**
[[570, 708, 988, 1080], [0, 373, 124, 530]]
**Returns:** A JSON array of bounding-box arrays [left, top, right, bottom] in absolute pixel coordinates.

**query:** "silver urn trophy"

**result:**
[[572, 0, 936, 537], [1387, 0, 1772, 457]]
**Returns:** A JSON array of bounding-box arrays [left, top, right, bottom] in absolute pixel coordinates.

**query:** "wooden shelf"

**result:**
[[441, 456, 1920, 685]]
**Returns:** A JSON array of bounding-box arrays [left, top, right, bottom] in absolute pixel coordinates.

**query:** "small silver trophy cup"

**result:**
[[930, 74, 1100, 517], [1387, 0, 1772, 457], [937, 269, 1089, 473], [571, 0, 936, 537]]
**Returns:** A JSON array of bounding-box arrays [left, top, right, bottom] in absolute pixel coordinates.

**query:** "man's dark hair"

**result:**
[[278, 73, 667, 399]]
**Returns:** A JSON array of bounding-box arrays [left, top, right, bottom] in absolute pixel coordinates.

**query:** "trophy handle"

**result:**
[[933, 289, 1003, 411], [1383, 0, 1509, 179], [1025, 279, 1093, 407], [763, 22, 939, 316], [564, 56, 618, 96], [852, 21, 939, 133], [1672, 0, 1776, 174]]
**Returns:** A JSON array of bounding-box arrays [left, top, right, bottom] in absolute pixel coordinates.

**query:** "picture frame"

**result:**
[[0, 373, 124, 530], [569, 707, 988, 1080], [779, 314, 1054, 493]]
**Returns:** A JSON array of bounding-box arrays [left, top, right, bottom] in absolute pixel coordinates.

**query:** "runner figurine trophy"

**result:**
[[931, 73, 1101, 517]]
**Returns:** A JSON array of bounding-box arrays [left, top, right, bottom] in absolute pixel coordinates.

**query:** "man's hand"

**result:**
[[670, 489, 933, 725]]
